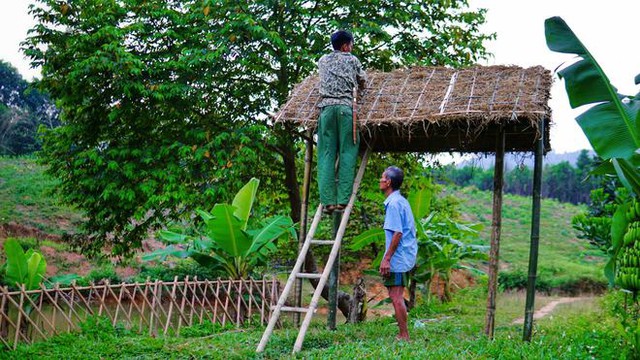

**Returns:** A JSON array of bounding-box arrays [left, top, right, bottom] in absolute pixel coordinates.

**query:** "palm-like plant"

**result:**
[[545, 16, 640, 285], [145, 178, 295, 279]]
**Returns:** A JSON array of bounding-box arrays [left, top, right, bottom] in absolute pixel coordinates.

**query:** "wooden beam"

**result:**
[[484, 126, 505, 338], [523, 118, 545, 341]]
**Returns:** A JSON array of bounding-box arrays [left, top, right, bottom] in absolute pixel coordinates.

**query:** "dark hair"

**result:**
[[331, 30, 354, 50], [384, 166, 404, 190]]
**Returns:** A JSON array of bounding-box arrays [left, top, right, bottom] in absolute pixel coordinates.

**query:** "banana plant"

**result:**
[[545, 16, 640, 286], [3, 238, 47, 291], [144, 178, 295, 279]]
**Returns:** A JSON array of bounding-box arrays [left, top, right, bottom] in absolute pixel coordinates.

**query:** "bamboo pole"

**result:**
[[328, 209, 341, 330], [261, 278, 267, 324], [484, 126, 505, 338], [295, 133, 313, 326], [213, 280, 221, 325], [164, 277, 178, 335], [188, 278, 197, 326], [14, 285, 25, 348], [523, 118, 545, 341], [139, 278, 151, 332]]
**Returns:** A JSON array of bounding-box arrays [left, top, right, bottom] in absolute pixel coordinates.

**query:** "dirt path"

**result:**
[[512, 297, 590, 324]]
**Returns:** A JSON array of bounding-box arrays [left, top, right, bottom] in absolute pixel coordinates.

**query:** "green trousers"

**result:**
[[317, 105, 360, 206]]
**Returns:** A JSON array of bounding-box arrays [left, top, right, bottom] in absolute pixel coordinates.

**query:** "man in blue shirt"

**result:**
[[379, 166, 417, 341]]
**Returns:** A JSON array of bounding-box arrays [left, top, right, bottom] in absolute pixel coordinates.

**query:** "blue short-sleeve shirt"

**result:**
[[383, 190, 417, 272]]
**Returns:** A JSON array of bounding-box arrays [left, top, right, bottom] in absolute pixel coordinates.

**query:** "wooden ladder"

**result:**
[[256, 147, 371, 354]]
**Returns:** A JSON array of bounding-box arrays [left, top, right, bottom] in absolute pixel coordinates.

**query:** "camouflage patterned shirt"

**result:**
[[317, 51, 367, 108]]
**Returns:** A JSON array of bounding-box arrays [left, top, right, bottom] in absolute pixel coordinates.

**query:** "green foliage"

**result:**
[[571, 187, 627, 256], [24, 0, 493, 256], [3, 238, 47, 290], [132, 261, 221, 283], [82, 265, 121, 285], [602, 290, 640, 359], [0, 60, 59, 155], [146, 178, 295, 279], [441, 151, 604, 205]]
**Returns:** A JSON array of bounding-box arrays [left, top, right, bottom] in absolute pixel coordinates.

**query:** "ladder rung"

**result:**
[[296, 273, 322, 279], [310, 240, 335, 245], [280, 306, 312, 313]]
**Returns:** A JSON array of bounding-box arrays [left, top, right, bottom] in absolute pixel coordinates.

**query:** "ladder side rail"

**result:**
[[256, 203, 324, 352], [292, 147, 371, 353]]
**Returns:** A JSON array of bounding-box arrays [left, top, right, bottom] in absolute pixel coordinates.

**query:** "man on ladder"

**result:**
[[257, 30, 371, 355], [317, 30, 367, 214]]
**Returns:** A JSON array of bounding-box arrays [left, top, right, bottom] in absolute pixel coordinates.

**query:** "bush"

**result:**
[[132, 260, 222, 282], [82, 265, 121, 285]]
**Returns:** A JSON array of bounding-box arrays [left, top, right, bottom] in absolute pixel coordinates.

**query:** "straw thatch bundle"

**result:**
[[275, 65, 552, 153]]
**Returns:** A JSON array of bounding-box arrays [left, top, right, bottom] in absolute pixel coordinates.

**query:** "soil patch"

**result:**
[[0, 222, 61, 241]]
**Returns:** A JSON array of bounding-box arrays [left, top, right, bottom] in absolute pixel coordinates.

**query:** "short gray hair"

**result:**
[[384, 166, 404, 190]]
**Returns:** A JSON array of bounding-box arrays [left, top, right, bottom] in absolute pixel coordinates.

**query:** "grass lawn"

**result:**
[[0, 156, 83, 234]]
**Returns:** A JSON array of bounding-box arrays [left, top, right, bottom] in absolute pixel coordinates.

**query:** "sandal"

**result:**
[[334, 204, 347, 211], [323, 204, 336, 215]]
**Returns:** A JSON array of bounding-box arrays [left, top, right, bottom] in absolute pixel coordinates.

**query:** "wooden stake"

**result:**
[[484, 126, 505, 338]]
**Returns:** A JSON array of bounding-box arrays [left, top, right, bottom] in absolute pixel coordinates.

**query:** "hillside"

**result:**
[[453, 186, 605, 292]]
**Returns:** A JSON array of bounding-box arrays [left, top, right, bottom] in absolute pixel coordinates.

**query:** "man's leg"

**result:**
[[317, 106, 338, 206], [337, 105, 359, 205], [388, 285, 410, 340]]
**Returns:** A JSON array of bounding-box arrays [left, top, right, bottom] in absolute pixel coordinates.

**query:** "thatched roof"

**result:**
[[275, 65, 552, 153]]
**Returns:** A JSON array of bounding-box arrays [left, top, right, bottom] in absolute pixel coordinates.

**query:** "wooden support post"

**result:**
[[295, 133, 313, 326], [328, 209, 342, 330], [484, 126, 505, 339], [523, 118, 545, 341]]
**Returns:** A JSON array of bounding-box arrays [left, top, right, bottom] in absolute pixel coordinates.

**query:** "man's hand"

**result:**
[[379, 258, 391, 277]]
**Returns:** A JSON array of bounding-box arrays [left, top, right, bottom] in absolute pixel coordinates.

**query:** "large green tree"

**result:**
[[0, 60, 59, 155], [23, 0, 493, 256]]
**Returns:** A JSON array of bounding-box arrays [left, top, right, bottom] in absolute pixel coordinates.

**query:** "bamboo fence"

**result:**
[[0, 277, 281, 350]]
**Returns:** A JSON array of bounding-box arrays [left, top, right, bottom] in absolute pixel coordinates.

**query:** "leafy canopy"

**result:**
[[24, 0, 493, 256]]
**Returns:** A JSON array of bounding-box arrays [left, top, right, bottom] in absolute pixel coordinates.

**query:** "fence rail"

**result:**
[[0, 277, 281, 349]]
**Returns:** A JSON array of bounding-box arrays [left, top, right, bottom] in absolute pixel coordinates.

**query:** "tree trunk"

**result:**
[[348, 278, 366, 323], [281, 140, 301, 223], [408, 276, 417, 310]]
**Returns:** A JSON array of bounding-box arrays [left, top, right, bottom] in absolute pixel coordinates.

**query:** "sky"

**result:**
[[2, 0, 639, 154]]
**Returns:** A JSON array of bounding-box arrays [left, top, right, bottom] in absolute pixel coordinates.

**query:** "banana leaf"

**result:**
[[408, 186, 432, 221], [247, 215, 293, 256], [350, 228, 385, 251], [545, 16, 639, 160], [232, 177, 259, 231], [4, 239, 28, 289], [202, 204, 251, 257], [26, 252, 46, 290]]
